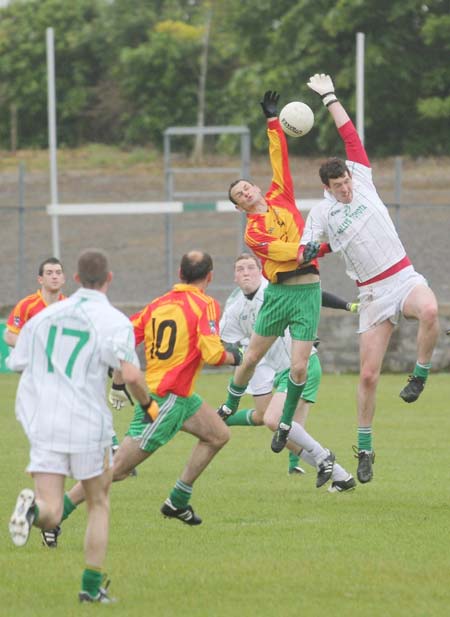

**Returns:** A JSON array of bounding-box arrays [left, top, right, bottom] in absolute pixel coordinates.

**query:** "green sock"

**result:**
[[33, 503, 40, 525], [225, 378, 247, 413], [61, 493, 77, 522], [81, 567, 103, 597], [226, 409, 255, 426], [170, 479, 192, 509], [280, 374, 305, 426], [111, 432, 119, 448], [288, 451, 300, 470], [358, 427, 372, 452], [413, 362, 431, 381]]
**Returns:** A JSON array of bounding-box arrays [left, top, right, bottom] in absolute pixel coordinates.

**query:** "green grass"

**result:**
[[1, 372, 450, 616]]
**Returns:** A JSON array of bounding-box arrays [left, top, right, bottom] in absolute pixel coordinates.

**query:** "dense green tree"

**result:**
[[0, 0, 448, 155], [0, 0, 108, 147]]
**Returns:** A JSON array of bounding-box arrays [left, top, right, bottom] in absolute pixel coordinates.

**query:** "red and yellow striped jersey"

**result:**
[[245, 118, 317, 283], [131, 284, 227, 397], [6, 290, 66, 334]]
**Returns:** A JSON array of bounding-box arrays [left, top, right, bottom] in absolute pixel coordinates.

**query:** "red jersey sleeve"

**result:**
[[131, 307, 148, 346], [338, 120, 370, 167], [197, 298, 227, 366], [265, 118, 295, 207]]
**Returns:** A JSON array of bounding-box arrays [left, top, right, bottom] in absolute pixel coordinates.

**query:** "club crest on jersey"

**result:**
[[208, 320, 217, 334], [14, 316, 20, 326]]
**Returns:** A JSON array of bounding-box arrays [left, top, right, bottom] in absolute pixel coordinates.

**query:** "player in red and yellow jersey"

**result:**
[[219, 91, 332, 460], [106, 251, 241, 526], [5, 257, 65, 347], [131, 272, 229, 398]]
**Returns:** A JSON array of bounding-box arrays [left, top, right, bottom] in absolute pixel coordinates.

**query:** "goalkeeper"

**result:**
[[302, 73, 439, 484]]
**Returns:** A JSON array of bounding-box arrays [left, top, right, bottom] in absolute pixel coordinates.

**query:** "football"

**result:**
[[279, 101, 314, 137]]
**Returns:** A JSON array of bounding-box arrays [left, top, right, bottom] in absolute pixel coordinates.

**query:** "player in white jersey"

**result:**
[[7, 249, 153, 604], [300, 74, 439, 483], [219, 253, 357, 492]]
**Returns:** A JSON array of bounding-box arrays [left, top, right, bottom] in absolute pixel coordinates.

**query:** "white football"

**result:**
[[279, 101, 314, 138]]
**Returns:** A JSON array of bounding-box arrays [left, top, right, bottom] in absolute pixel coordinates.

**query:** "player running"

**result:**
[[302, 73, 439, 483], [45, 251, 242, 530], [7, 249, 151, 603]]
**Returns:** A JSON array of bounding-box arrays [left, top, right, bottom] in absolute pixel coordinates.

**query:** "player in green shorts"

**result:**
[[219, 89, 334, 456]]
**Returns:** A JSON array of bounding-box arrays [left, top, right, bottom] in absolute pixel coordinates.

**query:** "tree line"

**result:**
[[0, 0, 448, 156]]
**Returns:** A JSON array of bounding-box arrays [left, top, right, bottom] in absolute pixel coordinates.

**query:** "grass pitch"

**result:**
[[1, 371, 450, 617]]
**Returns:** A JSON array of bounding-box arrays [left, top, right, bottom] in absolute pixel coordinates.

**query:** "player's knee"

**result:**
[[359, 367, 379, 390], [420, 301, 439, 326], [210, 424, 230, 450], [46, 503, 64, 528], [290, 365, 307, 384], [242, 349, 261, 369], [112, 463, 131, 482]]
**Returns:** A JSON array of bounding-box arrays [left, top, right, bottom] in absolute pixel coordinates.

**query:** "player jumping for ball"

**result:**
[[302, 74, 439, 483], [217, 90, 333, 474]]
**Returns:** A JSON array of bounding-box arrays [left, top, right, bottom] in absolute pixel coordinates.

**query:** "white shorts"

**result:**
[[357, 266, 428, 333], [27, 445, 112, 480], [246, 362, 275, 396]]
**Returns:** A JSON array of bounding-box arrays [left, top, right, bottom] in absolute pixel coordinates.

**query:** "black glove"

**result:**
[[260, 90, 280, 118], [141, 397, 159, 424], [223, 342, 244, 366], [303, 241, 321, 263]]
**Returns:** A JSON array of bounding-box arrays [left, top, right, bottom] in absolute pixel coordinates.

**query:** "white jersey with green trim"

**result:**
[[302, 161, 406, 283], [220, 280, 291, 374], [7, 288, 139, 453]]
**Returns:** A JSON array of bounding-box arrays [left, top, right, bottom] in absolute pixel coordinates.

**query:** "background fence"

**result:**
[[1, 158, 449, 371]]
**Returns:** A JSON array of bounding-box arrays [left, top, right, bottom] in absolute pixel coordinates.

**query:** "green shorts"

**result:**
[[125, 391, 203, 454], [273, 353, 322, 403], [254, 282, 321, 341]]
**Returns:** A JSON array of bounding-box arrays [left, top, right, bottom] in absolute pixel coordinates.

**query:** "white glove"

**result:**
[[108, 383, 134, 410], [307, 73, 338, 107]]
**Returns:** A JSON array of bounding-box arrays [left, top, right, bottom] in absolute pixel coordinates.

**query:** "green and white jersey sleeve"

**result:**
[[8, 288, 138, 453]]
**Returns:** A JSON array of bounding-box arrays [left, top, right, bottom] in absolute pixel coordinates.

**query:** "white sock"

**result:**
[[300, 451, 350, 481], [299, 449, 315, 468], [331, 463, 350, 481], [287, 422, 327, 464]]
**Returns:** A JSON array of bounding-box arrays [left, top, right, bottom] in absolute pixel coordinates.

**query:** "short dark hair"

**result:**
[[319, 157, 350, 186], [228, 178, 254, 205], [38, 257, 63, 276], [180, 251, 213, 283], [234, 252, 261, 269], [77, 249, 109, 289]]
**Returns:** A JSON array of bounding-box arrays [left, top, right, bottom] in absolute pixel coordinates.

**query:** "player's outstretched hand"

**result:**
[[260, 90, 280, 118], [307, 74, 338, 107], [307, 74, 334, 96], [109, 383, 134, 410]]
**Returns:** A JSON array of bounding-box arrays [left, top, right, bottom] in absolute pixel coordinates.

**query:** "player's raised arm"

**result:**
[[261, 90, 296, 207], [307, 73, 370, 167]]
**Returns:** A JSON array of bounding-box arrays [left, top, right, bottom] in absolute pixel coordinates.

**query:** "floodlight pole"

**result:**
[[356, 32, 365, 144], [46, 27, 60, 258]]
